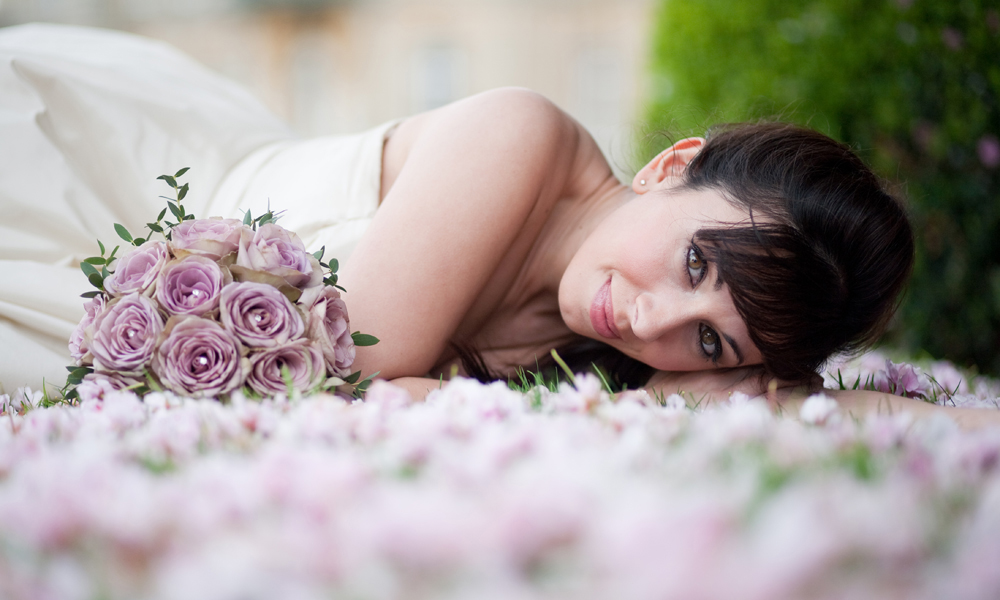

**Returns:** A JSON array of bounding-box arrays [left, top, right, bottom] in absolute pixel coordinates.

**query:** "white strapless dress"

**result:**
[[0, 23, 398, 392]]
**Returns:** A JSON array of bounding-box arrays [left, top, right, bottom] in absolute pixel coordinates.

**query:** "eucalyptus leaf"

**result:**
[[343, 370, 362, 384], [114, 223, 133, 243], [312, 246, 326, 261], [83, 256, 105, 265], [167, 201, 183, 221], [80, 291, 102, 299], [157, 174, 177, 188], [88, 272, 104, 289], [178, 183, 189, 201], [328, 258, 339, 274], [147, 223, 164, 233], [243, 210, 253, 226], [98, 239, 106, 255], [133, 237, 146, 246], [351, 332, 379, 347], [174, 167, 189, 177], [157, 208, 167, 221], [80, 262, 98, 277], [108, 246, 119, 261]]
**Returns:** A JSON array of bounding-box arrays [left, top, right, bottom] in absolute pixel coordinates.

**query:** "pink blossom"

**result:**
[[977, 135, 1000, 169], [69, 294, 106, 364], [245, 339, 326, 396], [799, 393, 840, 426], [103, 240, 168, 297], [872, 359, 932, 399], [299, 285, 355, 376], [169, 217, 246, 260], [219, 281, 304, 348], [155, 255, 226, 316], [89, 294, 164, 373], [151, 316, 249, 398], [233, 223, 322, 291], [941, 27, 963, 51]]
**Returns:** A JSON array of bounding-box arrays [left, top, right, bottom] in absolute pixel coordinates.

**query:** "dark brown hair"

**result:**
[[462, 122, 914, 387], [686, 122, 914, 381]]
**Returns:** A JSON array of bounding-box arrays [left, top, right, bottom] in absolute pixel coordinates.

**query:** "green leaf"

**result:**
[[174, 167, 190, 178], [147, 223, 164, 233], [132, 237, 146, 246], [101, 265, 109, 279], [80, 290, 102, 299], [328, 258, 339, 274], [343, 370, 362, 384], [83, 256, 106, 265], [242, 210, 253, 226], [157, 208, 168, 221], [157, 174, 177, 188], [80, 261, 99, 277], [312, 246, 326, 261], [184, 214, 195, 221], [114, 223, 133, 244], [108, 246, 120, 261], [177, 183, 189, 201], [167, 201, 183, 221], [97, 239, 106, 256], [88, 272, 104, 290], [351, 332, 379, 347]]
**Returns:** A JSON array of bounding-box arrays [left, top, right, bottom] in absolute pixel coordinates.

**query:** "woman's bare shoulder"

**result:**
[[382, 87, 610, 203]]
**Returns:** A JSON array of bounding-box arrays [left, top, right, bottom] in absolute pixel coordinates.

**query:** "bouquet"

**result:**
[[64, 169, 378, 401]]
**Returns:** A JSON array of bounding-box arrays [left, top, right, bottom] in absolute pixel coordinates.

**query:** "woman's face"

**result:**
[[559, 187, 763, 372]]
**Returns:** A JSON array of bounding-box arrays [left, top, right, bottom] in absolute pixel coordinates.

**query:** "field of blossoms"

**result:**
[[2, 353, 1000, 600]]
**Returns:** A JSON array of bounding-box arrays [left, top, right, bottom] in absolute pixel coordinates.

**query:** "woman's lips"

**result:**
[[590, 278, 621, 340]]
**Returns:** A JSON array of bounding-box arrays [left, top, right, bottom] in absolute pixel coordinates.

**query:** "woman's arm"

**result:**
[[646, 369, 1000, 431], [339, 88, 583, 380]]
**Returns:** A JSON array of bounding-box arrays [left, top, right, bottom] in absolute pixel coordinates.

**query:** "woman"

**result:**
[[0, 24, 989, 427]]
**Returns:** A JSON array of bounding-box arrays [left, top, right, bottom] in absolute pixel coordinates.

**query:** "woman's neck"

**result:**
[[531, 176, 634, 296]]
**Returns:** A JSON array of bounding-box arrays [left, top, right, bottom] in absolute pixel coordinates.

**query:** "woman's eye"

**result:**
[[687, 246, 707, 284], [699, 324, 721, 361]]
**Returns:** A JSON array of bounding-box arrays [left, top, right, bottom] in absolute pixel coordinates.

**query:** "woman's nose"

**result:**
[[632, 290, 697, 342]]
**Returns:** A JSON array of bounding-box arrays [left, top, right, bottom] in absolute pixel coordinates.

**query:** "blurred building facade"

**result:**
[[0, 0, 655, 175]]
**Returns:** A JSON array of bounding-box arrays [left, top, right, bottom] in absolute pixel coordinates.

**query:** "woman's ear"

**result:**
[[632, 137, 706, 194]]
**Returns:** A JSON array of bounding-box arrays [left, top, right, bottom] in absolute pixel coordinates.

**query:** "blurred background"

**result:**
[[0, 0, 655, 179], [1, 0, 998, 375]]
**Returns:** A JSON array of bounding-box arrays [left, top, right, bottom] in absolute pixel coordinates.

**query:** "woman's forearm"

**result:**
[[385, 376, 442, 402], [802, 389, 1000, 431]]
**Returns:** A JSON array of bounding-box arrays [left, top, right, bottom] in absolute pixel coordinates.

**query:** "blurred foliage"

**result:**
[[642, 0, 1000, 374]]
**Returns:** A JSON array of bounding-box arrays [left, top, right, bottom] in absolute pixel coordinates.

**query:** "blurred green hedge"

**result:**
[[642, 0, 1000, 374]]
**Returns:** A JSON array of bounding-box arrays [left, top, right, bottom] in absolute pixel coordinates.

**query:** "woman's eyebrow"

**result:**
[[722, 332, 745, 366]]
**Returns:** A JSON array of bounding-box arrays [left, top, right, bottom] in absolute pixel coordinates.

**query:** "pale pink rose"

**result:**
[[233, 223, 322, 290], [69, 294, 106, 364], [103, 240, 169, 297], [155, 256, 226, 316], [89, 294, 164, 373], [245, 339, 325, 396], [299, 285, 355, 376], [169, 217, 247, 260], [219, 282, 304, 348], [151, 316, 249, 398]]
